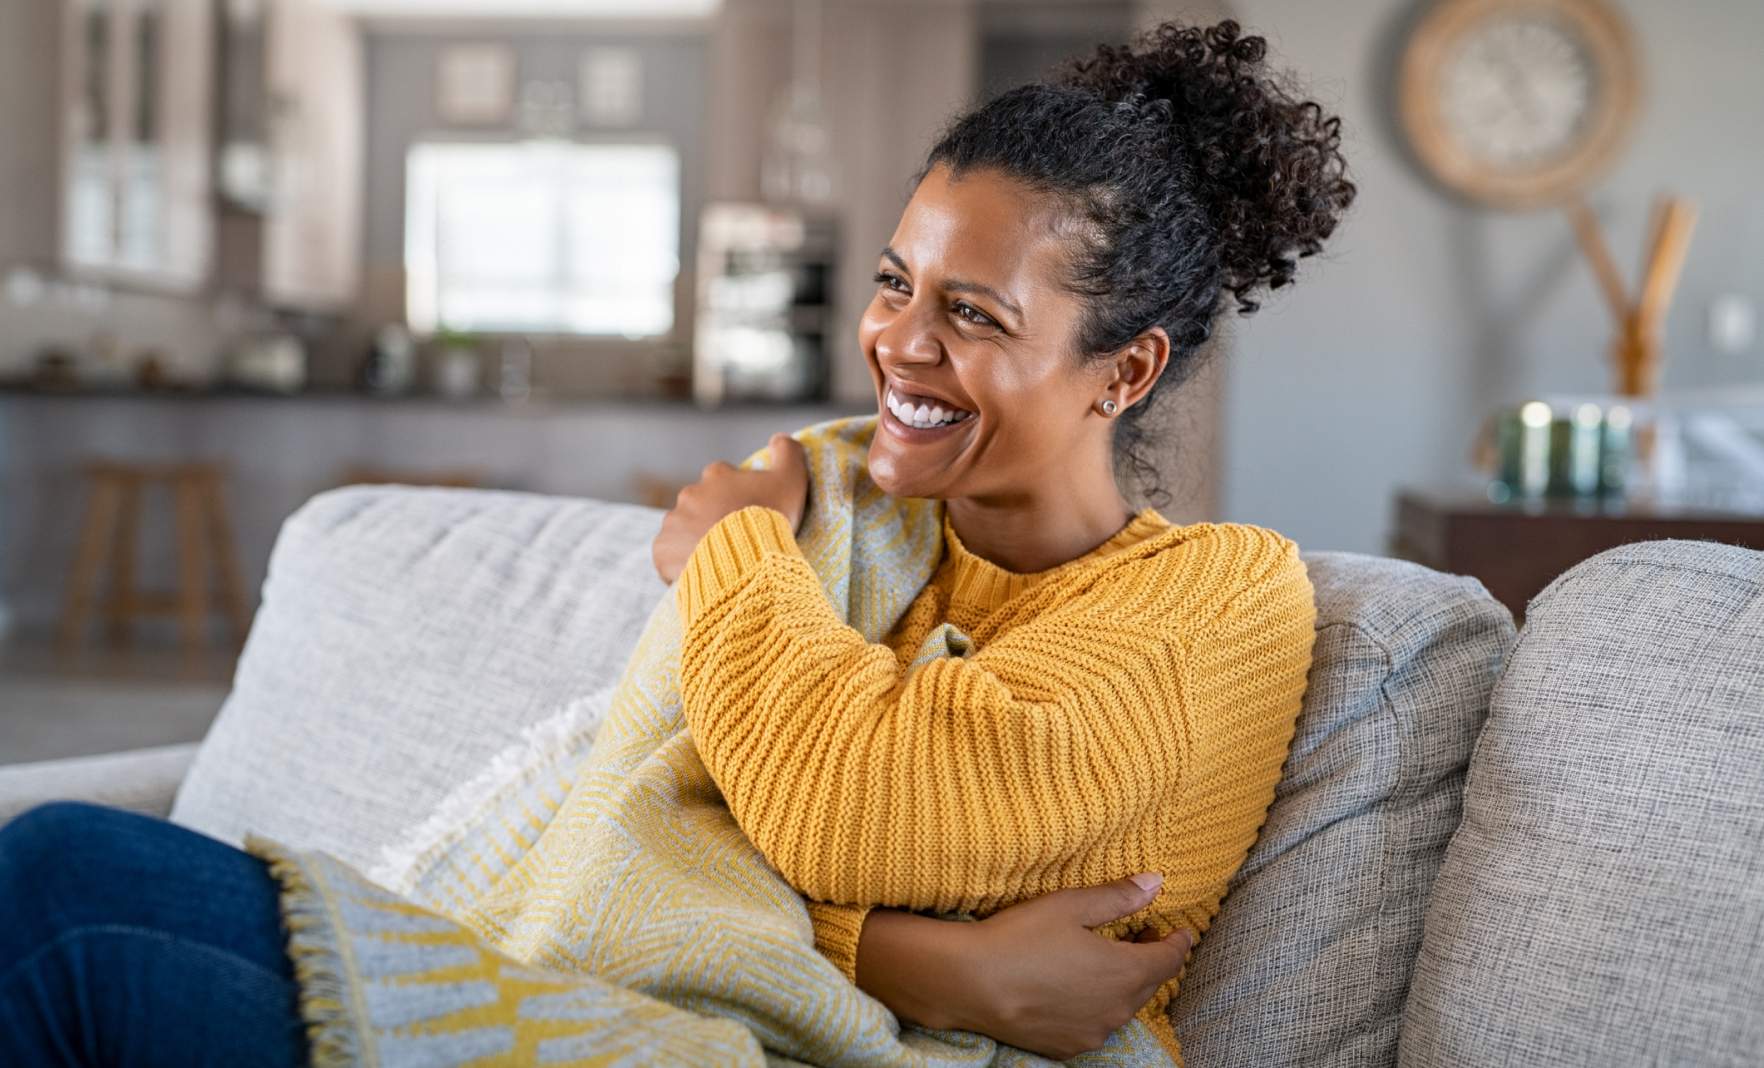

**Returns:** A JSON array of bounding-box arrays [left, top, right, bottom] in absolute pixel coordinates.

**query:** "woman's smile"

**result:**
[[880, 379, 977, 439]]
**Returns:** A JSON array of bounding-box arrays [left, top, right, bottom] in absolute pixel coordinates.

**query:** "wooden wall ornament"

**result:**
[[1567, 192, 1698, 397], [1399, 0, 1641, 209]]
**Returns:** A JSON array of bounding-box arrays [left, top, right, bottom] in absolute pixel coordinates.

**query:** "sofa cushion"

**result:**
[[1399, 540, 1764, 1066], [1173, 552, 1515, 1068], [170, 486, 666, 873]]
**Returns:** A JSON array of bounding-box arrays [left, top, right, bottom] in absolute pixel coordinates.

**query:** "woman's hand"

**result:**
[[652, 433, 810, 584], [853, 875, 1195, 1061]]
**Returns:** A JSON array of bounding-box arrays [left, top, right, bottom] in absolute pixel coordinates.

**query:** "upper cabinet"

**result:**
[[262, 0, 364, 311], [55, 0, 362, 311], [61, 0, 214, 291]]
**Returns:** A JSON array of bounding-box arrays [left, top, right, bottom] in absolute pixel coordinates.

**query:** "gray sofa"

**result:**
[[2, 485, 1760, 1067]]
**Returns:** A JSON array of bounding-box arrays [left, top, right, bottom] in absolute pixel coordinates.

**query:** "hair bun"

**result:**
[[1057, 19, 1356, 315]]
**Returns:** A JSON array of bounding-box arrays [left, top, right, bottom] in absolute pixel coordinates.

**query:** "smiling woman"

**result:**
[[0, 16, 1354, 1068], [650, 16, 1357, 1063]]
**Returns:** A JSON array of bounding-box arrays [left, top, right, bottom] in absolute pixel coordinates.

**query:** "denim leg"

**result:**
[[0, 801, 309, 1068]]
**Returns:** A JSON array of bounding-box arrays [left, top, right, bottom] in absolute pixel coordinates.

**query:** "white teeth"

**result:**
[[886, 387, 972, 429]]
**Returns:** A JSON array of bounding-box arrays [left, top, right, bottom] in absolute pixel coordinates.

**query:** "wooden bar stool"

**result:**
[[59, 461, 249, 651]]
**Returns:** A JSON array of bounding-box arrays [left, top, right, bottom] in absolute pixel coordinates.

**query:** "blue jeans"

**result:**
[[0, 802, 308, 1067]]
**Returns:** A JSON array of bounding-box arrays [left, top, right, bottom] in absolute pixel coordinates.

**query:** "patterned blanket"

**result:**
[[248, 415, 1175, 1067]]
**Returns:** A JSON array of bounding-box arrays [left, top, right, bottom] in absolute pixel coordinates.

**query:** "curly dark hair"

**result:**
[[920, 18, 1357, 501]]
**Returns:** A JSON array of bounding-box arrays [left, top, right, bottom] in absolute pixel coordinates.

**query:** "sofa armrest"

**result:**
[[0, 743, 198, 826]]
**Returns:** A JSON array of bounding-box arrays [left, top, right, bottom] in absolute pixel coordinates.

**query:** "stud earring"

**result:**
[[1100, 398, 1119, 416]]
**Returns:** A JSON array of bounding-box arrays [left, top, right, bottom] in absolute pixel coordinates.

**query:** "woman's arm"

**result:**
[[677, 503, 1307, 909], [853, 876, 1196, 1061]]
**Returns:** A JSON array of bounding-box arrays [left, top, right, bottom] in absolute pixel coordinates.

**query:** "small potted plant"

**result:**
[[431, 326, 483, 400]]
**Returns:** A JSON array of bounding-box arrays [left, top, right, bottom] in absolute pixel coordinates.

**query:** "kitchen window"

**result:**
[[405, 140, 680, 337]]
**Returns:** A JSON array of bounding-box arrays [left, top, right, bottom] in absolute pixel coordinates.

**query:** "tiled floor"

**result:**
[[0, 636, 232, 764]]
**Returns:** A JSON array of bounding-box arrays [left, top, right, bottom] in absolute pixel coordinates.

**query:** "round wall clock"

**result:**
[[1399, 0, 1641, 209]]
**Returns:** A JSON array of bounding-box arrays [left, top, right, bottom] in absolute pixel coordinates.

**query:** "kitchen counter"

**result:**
[[0, 381, 870, 413], [0, 389, 869, 636]]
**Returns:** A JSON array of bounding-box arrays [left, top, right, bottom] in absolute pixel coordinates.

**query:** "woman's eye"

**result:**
[[873, 271, 909, 294], [954, 302, 997, 328]]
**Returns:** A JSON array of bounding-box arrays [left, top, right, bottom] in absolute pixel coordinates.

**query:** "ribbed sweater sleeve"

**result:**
[[677, 506, 1311, 907], [677, 504, 1314, 1063], [1132, 535, 1316, 1051], [802, 901, 868, 982]]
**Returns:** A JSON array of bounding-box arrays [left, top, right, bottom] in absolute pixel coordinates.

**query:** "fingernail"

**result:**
[[1128, 872, 1162, 893]]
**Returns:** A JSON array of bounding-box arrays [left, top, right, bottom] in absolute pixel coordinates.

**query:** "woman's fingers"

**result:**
[[1123, 923, 1193, 986], [941, 881, 1200, 1060], [768, 432, 803, 464], [1134, 926, 1193, 982], [654, 430, 811, 582], [765, 433, 811, 529], [1042, 873, 1163, 928]]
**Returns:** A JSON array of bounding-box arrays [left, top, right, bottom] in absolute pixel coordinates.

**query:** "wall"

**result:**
[[1221, 0, 1764, 553], [979, 2, 1137, 100], [0, 1, 61, 272], [345, 26, 710, 394]]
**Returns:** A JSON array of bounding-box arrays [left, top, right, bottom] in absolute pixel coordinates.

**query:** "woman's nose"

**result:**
[[874, 301, 943, 368]]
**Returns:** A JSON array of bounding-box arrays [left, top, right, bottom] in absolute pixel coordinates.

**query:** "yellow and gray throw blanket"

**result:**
[[248, 416, 1174, 1067]]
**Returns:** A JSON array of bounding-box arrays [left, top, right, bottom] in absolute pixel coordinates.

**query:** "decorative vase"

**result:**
[[433, 342, 482, 400]]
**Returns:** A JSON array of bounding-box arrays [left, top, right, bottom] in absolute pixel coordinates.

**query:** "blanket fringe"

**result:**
[[249, 835, 367, 1068], [366, 686, 614, 895]]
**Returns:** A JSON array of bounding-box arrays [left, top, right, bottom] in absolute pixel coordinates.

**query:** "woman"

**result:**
[[0, 18, 1351, 1066], [652, 18, 1348, 1061]]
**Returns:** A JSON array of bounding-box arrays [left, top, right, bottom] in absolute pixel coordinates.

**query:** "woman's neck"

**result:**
[[945, 488, 1135, 575]]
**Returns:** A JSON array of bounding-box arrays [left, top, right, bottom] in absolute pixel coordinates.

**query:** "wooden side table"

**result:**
[[1391, 488, 1764, 622]]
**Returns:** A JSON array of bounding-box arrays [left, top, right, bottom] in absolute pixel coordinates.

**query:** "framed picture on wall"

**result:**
[[437, 43, 515, 125], [580, 48, 643, 126]]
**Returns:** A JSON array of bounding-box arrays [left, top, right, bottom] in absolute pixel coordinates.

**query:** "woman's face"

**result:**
[[860, 164, 1114, 503]]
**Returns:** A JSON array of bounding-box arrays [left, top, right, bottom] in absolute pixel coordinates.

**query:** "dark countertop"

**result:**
[[0, 381, 870, 415]]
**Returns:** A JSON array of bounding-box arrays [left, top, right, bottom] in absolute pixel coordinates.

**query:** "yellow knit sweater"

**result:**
[[676, 502, 1316, 1062]]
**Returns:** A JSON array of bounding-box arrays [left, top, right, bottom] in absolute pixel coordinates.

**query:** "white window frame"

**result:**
[[404, 138, 682, 339]]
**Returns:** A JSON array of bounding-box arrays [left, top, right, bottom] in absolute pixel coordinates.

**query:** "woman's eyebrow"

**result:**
[[881, 246, 1024, 322]]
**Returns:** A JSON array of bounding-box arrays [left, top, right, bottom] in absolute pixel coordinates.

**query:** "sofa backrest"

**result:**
[[1399, 539, 1764, 1066], [170, 487, 1519, 1068], [1173, 550, 1515, 1068], [170, 486, 667, 871]]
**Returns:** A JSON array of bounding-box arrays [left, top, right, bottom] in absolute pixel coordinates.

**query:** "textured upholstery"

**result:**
[[180, 484, 1764, 1067], [1400, 540, 1764, 1067], [1173, 552, 1516, 1068], [0, 742, 197, 825], [20, 485, 1760, 1063], [169, 486, 666, 872]]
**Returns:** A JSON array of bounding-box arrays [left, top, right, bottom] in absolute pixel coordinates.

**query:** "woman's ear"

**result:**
[[1099, 326, 1171, 415]]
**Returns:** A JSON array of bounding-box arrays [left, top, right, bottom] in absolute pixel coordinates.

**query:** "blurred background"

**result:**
[[3, 0, 1762, 760]]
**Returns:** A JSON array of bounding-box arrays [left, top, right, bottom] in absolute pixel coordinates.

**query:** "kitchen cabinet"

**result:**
[[261, 0, 364, 311], [59, 0, 213, 291], [54, 0, 362, 311]]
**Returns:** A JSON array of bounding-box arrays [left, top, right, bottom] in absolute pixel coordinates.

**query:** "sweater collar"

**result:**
[[938, 507, 1172, 610]]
